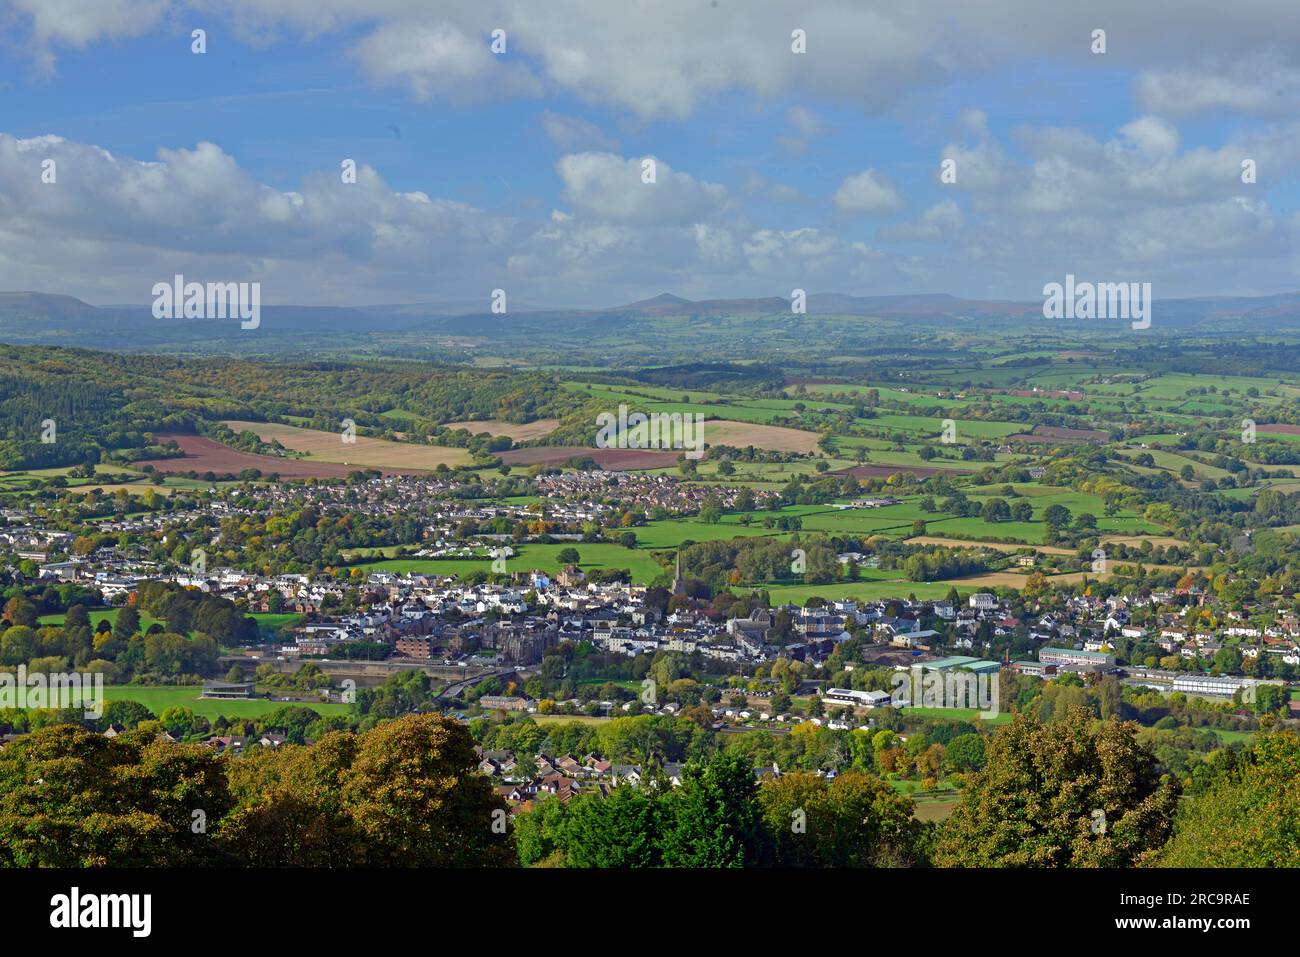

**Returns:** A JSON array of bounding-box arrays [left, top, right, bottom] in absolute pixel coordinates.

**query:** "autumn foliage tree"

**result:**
[[1160, 726, 1300, 867], [0, 713, 514, 867], [222, 713, 514, 867], [0, 725, 231, 867], [934, 706, 1179, 867], [342, 713, 515, 867], [758, 770, 925, 867], [220, 731, 363, 867]]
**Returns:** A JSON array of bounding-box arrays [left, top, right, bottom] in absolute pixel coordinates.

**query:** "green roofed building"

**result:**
[[925, 656, 1001, 676]]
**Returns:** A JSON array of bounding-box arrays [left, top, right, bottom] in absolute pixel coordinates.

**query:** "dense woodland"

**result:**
[[1, 706, 1295, 868], [0, 345, 569, 469]]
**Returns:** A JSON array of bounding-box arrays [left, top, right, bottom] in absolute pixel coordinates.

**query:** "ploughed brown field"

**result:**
[[134, 434, 419, 479], [497, 446, 680, 469], [1007, 424, 1109, 444], [1258, 423, 1300, 435], [832, 463, 970, 479], [222, 420, 472, 470]]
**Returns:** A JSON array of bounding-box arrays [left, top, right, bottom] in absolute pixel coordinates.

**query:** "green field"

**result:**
[[530, 713, 609, 726], [62, 684, 352, 721], [900, 706, 1012, 725], [357, 541, 669, 584], [39, 608, 163, 632], [37, 608, 301, 635]]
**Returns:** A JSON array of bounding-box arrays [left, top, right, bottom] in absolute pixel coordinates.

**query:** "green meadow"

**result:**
[[37, 608, 302, 636], [50, 684, 351, 721], [357, 541, 669, 584]]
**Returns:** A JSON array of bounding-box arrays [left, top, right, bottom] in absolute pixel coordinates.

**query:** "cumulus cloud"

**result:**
[[9, 0, 1300, 302], [881, 199, 963, 241], [1118, 116, 1181, 156], [0, 132, 524, 302], [9, 0, 169, 48], [833, 169, 904, 215], [555, 152, 728, 225], [0, 132, 816, 305], [1136, 60, 1300, 117], [11, 1, 1300, 123], [921, 117, 1300, 296], [349, 20, 541, 101], [1, 113, 1297, 308]]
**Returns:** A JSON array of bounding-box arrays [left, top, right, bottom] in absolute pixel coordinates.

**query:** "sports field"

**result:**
[[50, 684, 351, 721]]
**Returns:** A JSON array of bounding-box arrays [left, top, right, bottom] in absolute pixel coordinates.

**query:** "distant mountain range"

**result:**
[[3, 288, 1300, 354]]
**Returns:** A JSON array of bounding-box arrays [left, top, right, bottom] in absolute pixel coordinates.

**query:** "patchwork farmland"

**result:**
[[223, 420, 474, 470], [134, 434, 370, 479]]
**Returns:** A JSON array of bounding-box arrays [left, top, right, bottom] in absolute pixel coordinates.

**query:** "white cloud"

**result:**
[[939, 137, 1006, 193], [349, 20, 540, 100], [1118, 116, 1180, 156], [0, 132, 784, 305], [9, 0, 169, 48], [881, 199, 963, 241], [920, 117, 1300, 297], [556, 152, 728, 225], [0, 132, 524, 302], [1137, 60, 1300, 117], [14, 1, 1300, 123], [3, 113, 1298, 308], [833, 168, 904, 216], [691, 222, 738, 266], [742, 227, 840, 272]]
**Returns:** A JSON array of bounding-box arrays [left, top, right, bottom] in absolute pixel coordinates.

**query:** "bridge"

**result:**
[[435, 669, 519, 703]]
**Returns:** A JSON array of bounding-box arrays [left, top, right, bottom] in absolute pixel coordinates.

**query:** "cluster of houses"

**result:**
[[479, 749, 624, 808], [96, 722, 289, 754], [6, 474, 1300, 691], [477, 746, 807, 813], [16, 520, 1300, 684], [533, 470, 780, 514]]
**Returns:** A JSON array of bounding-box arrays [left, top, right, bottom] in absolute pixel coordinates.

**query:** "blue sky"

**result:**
[[1, 1, 1299, 307]]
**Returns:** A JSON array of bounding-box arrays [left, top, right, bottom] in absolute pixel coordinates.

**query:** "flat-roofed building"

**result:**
[[1039, 646, 1115, 669], [394, 637, 434, 659], [927, 655, 1002, 676], [824, 687, 891, 708], [1011, 659, 1053, 677], [1171, 674, 1282, 699], [202, 680, 256, 699]]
